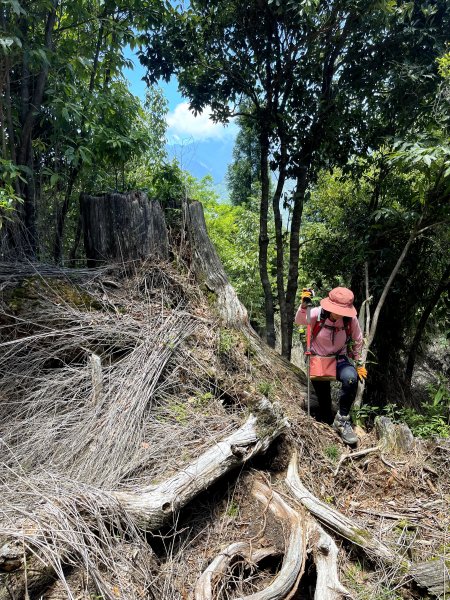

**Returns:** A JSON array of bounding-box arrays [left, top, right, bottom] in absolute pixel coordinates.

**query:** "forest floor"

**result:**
[[0, 260, 449, 600]]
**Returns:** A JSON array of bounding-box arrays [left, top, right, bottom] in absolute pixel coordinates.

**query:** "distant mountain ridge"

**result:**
[[167, 138, 233, 201]]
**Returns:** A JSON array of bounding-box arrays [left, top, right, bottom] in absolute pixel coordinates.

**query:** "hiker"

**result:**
[[295, 286, 367, 444]]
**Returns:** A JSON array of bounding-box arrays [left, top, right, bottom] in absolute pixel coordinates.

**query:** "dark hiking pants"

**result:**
[[311, 356, 358, 424]]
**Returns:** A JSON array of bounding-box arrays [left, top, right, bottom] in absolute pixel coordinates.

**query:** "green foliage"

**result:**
[[323, 444, 340, 462], [0, 160, 25, 227], [1, 0, 169, 260], [437, 50, 450, 79], [218, 329, 236, 356], [354, 376, 450, 438], [257, 381, 274, 398], [202, 194, 268, 327], [226, 104, 265, 207], [225, 499, 239, 518]]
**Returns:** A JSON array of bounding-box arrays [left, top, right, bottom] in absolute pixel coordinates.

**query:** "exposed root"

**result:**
[[310, 522, 352, 600], [286, 451, 398, 566], [114, 399, 289, 529], [194, 543, 280, 600]]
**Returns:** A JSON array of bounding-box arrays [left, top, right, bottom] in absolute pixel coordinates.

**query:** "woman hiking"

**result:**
[[295, 286, 367, 445]]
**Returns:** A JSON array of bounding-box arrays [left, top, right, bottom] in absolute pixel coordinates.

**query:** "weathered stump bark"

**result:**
[[185, 201, 248, 327], [411, 559, 449, 598], [375, 416, 415, 455], [80, 191, 169, 266]]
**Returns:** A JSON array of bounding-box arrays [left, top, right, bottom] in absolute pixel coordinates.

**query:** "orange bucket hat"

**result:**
[[320, 287, 357, 318]]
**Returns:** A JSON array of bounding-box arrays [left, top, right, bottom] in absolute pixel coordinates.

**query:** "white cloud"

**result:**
[[167, 102, 237, 142]]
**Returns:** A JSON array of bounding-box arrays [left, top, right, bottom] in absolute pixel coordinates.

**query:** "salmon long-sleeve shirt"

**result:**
[[295, 306, 363, 362]]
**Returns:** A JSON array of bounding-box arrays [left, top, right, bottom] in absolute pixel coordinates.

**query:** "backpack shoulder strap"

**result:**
[[343, 316, 352, 342], [311, 308, 329, 340]]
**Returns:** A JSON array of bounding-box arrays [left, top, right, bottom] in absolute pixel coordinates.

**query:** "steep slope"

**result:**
[[0, 202, 448, 600]]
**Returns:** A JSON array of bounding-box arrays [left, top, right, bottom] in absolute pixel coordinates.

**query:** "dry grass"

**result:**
[[0, 261, 246, 598], [0, 261, 449, 599]]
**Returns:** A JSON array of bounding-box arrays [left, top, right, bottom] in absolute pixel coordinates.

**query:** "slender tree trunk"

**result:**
[[23, 137, 37, 256], [283, 166, 308, 359], [5, 67, 17, 175], [68, 211, 83, 265], [259, 127, 275, 347], [16, 1, 58, 258], [272, 145, 288, 356], [404, 262, 450, 390], [53, 166, 80, 264], [353, 219, 423, 411], [53, 6, 106, 262], [18, 2, 58, 167], [0, 64, 6, 157]]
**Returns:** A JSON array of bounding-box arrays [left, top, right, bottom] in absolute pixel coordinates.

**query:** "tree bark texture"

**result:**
[[185, 200, 249, 328], [404, 262, 450, 390], [258, 127, 276, 348], [80, 191, 169, 266]]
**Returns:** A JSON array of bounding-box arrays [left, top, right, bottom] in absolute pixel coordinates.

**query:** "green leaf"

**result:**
[[50, 173, 60, 187]]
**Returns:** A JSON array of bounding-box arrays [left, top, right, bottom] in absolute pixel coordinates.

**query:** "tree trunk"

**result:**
[[283, 167, 308, 360], [272, 144, 289, 358], [80, 191, 169, 266], [353, 221, 422, 412], [53, 166, 80, 264], [404, 262, 450, 391], [185, 200, 249, 327], [15, 1, 58, 259], [68, 209, 83, 265], [258, 127, 276, 348]]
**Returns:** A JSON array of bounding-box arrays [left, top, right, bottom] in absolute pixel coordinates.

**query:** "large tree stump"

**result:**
[[80, 191, 169, 266], [185, 200, 248, 327]]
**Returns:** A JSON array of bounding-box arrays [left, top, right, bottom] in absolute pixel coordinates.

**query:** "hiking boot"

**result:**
[[332, 412, 358, 445]]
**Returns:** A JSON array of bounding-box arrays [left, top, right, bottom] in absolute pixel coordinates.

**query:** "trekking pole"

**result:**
[[305, 303, 312, 417]]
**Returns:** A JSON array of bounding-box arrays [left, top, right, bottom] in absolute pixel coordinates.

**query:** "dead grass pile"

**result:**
[[0, 261, 448, 600], [0, 261, 251, 598]]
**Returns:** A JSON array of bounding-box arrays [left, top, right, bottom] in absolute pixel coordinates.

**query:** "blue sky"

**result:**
[[123, 48, 237, 194]]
